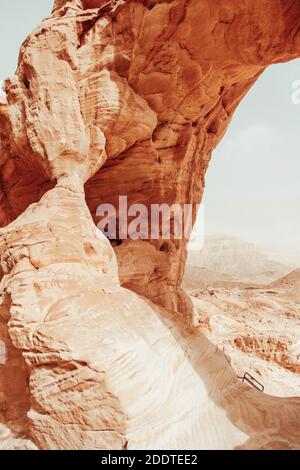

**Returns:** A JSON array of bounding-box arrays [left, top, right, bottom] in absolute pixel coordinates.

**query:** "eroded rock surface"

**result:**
[[0, 0, 300, 449], [188, 284, 300, 398]]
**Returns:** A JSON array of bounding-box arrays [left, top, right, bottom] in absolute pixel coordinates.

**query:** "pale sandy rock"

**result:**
[[0, 0, 300, 450], [1, 190, 300, 448], [1, 0, 300, 311]]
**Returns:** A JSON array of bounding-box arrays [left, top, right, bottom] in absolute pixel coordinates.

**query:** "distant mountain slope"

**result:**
[[186, 235, 291, 284]]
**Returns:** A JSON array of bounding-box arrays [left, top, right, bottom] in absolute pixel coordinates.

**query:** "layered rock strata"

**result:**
[[0, 0, 300, 449]]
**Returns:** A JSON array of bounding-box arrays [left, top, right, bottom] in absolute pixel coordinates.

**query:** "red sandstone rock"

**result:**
[[0, 0, 300, 449]]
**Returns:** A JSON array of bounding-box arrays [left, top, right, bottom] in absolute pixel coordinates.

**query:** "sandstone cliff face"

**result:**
[[0, 0, 300, 450]]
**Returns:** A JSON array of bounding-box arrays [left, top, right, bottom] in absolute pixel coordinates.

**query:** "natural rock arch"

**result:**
[[0, 0, 299, 450]]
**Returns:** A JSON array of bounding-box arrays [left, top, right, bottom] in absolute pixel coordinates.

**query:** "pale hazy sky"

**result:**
[[0, 1, 299, 253]]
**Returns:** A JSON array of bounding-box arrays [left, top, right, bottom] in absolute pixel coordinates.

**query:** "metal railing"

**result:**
[[242, 372, 264, 392]]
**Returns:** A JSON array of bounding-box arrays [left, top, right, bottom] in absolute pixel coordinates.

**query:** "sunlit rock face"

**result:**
[[0, 0, 300, 450]]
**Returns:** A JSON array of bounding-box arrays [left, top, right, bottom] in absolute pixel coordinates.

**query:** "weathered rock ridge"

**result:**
[[0, 0, 300, 449]]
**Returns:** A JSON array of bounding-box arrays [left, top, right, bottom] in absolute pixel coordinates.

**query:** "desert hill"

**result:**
[[186, 235, 291, 284]]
